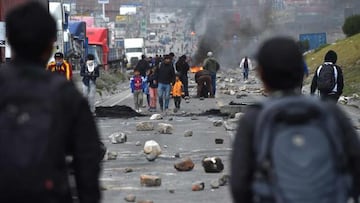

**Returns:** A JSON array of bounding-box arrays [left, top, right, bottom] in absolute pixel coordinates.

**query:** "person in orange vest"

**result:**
[[171, 73, 184, 113], [46, 52, 72, 80]]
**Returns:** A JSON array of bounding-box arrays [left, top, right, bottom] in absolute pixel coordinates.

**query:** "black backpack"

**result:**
[[252, 96, 353, 203], [317, 63, 337, 93], [0, 65, 70, 200]]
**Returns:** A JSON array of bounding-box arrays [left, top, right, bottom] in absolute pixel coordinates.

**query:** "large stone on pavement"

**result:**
[[150, 113, 163, 120], [234, 112, 244, 120], [192, 181, 205, 191], [108, 132, 127, 144], [124, 194, 136, 202], [210, 179, 220, 189], [140, 174, 162, 187], [219, 174, 230, 186], [174, 157, 195, 171], [144, 140, 162, 161], [213, 120, 223, 127], [184, 130, 193, 137], [105, 151, 118, 160], [202, 157, 224, 173], [136, 122, 154, 131], [157, 123, 174, 134], [223, 119, 238, 131]]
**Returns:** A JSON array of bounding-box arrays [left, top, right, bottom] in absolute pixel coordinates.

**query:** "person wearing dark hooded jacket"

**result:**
[[80, 54, 100, 114], [310, 50, 344, 103], [175, 55, 190, 99], [155, 55, 176, 112]]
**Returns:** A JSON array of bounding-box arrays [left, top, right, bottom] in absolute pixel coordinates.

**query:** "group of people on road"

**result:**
[[2, 2, 358, 203], [129, 50, 224, 112]]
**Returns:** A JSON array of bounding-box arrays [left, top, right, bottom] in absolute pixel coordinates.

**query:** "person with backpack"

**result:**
[[239, 56, 253, 81], [80, 54, 100, 115], [231, 37, 360, 203], [203, 51, 220, 96], [1, 2, 102, 202], [130, 68, 145, 113], [310, 50, 344, 103]]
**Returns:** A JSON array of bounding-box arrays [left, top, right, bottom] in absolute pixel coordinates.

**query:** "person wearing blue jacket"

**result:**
[[130, 68, 146, 113]]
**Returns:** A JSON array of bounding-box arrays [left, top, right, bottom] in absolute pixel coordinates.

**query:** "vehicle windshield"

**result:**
[[87, 45, 102, 66], [125, 48, 143, 53]]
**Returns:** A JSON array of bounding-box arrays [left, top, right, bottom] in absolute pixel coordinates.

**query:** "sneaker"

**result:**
[[173, 108, 178, 113]]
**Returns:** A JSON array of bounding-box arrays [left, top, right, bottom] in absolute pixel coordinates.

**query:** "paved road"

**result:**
[[89, 70, 360, 203]]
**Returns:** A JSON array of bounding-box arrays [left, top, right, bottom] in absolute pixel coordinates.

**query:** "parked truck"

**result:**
[[67, 21, 88, 70], [49, 2, 71, 60], [124, 38, 145, 69], [87, 27, 122, 69]]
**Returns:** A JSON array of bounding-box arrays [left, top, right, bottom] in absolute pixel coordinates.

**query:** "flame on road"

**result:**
[[190, 66, 203, 73]]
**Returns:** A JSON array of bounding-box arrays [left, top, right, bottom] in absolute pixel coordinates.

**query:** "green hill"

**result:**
[[305, 33, 360, 96]]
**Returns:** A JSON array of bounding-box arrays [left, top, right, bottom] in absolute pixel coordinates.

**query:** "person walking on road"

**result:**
[[310, 50, 344, 103], [1, 2, 102, 202], [231, 37, 360, 203], [130, 68, 145, 113], [80, 54, 100, 114], [172, 74, 184, 112], [203, 51, 220, 96], [47, 52, 73, 80], [176, 54, 190, 101], [239, 56, 252, 81], [156, 55, 176, 112], [147, 67, 158, 112], [135, 54, 150, 77], [195, 69, 213, 98]]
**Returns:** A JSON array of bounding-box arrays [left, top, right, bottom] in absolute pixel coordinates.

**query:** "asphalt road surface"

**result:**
[[89, 70, 360, 203]]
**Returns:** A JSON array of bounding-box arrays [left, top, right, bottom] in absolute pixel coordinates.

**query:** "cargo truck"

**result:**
[[124, 38, 145, 69]]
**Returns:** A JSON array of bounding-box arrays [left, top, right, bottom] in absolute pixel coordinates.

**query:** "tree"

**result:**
[[342, 15, 360, 37]]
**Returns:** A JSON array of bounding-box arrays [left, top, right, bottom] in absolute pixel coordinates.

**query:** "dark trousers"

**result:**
[[180, 74, 189, 97], [197, 75, 213, 97], [210, 73, 216, 96], [174, 96, 181, 109], [320, 92, 340, 103]]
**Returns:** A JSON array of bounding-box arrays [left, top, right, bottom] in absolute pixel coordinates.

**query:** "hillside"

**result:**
[[305, 33, 360, 96]]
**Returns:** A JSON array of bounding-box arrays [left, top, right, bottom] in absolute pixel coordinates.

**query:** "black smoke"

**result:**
[[190, 0, 273, 68]]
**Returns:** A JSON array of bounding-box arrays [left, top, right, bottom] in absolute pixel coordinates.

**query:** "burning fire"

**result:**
[[190, 66, 203, 73]]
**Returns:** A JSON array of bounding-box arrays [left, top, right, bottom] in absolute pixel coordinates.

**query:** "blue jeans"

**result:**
[[211, 73, 216, 96], [243, 68, 249, 80], [157, 83, 171, 110], [82, 80, 96, 113]]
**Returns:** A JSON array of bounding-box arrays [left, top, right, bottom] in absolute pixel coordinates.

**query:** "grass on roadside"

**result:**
[[96, 69, 128, 96]]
